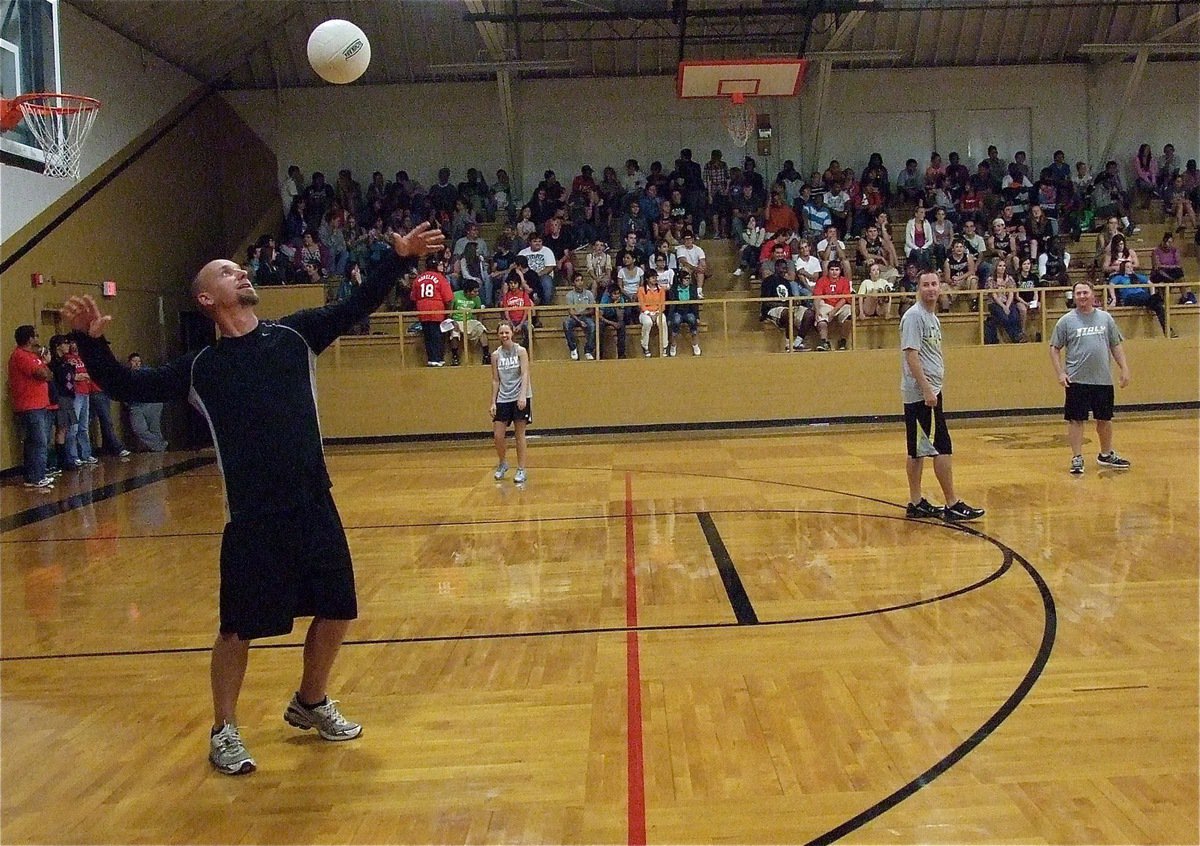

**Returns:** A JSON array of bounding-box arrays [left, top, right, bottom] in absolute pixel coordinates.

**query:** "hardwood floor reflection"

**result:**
[[2, 414, 1196, 844]]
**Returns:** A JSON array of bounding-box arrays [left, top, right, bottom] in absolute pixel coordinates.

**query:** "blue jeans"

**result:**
[[563, 315, 596, 354], [670, 310, 700, 338], [73, 393, 94, 461], [535, 274, 555, 307], [90, 390, 125, 454], [18, 408, 52, 483]]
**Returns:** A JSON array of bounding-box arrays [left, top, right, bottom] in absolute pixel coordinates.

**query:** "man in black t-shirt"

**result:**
[[61, 223, 444, 777]]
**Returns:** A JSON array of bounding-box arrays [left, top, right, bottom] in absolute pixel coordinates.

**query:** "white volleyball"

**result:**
[[307, 20, 371, 85]]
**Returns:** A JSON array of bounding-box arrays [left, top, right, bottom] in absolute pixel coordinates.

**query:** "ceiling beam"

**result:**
[[1150, 9, 1200, 42]]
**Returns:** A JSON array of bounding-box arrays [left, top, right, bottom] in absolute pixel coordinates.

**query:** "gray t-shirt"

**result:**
[[566, 288, 596, 316], [900, 303, 944, 404], [494, 343, 531, 402], [1050, 308, 1123, 385]]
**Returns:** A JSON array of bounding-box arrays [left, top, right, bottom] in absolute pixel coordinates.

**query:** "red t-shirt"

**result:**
[[68, 352, 98, 394], [412, 270, 454, 322], [759, 239, 793, 262], [814, 275, 852, 309], [8, 347, 50, 412], [501, 290, 534, 324]]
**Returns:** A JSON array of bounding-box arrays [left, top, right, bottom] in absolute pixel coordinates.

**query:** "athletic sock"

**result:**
[[300, 696, 326, 709]]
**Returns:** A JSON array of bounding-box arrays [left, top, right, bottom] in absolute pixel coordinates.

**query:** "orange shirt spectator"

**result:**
[[765, 199, 799, 235], [637, 282, 667, 314]]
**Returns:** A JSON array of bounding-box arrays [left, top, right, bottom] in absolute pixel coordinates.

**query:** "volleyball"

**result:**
[[307, 20, 371, 85]]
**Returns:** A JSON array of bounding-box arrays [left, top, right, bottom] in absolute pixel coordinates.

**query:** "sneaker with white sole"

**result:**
[[733, 268, 743, 276], [1070, 455, 1084, 475], [569, 348, 579, 361], [668, 345, 677, 357], [692, 344, 701, 356], [284, 693, 362, 741], [493, 461, 509, 480], [584, 352, 594, 360], [23, 476, 55, 490], [944, 500, 986, 522], [514, 468, 527, 484], [1096, 451, 1131, 469], [792, 337, 806, 351], [118, 449, 131, 457], [642, 345, 651, 357], [209, 723, 256, 775]]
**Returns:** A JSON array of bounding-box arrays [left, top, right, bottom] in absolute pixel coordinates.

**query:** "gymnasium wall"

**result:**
[[0, 1, 201, 241], [313, 337, 1199, 440], [220, 62, 1200, 201]]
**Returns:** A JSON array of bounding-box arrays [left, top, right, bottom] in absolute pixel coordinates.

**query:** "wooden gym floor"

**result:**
[[1, 413, 1197, 844]]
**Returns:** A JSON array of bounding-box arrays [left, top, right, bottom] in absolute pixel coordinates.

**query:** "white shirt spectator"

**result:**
[[816, 237, 846, 255], [519, 246, 557, 276], [676, 243, 706, 269], [794, 254, 822, 289]]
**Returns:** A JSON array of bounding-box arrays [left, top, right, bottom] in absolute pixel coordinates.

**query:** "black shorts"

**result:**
[[1064, 382, 1115, 422], [904, 392, 953, 458], [494, 398, 532, 426], [218, 489, 356, 640]]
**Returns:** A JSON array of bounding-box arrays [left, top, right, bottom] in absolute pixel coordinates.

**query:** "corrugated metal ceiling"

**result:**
[[65, 0, 1200, 89]]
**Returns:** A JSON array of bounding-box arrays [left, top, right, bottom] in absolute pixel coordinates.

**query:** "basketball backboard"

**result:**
[[676, 59, 808, 99], [1, 0, 62, 169]]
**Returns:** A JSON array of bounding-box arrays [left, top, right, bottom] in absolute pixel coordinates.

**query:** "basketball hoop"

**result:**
[[722, 93, 755, 148], [0, 93, 101, 179]]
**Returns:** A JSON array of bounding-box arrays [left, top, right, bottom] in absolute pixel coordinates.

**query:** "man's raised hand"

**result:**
[[60, 295, 113, 338], [392, 222, 446, 259]]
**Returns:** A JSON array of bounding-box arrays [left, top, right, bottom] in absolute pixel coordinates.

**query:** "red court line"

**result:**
[[625, 471, 647, 846]]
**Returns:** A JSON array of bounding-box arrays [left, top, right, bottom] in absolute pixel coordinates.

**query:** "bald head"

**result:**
[[192, 259, 259, 312]]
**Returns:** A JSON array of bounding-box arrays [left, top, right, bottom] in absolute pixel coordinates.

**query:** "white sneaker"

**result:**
[[209, 723, 256, 775], [569, 348, 579, 361], [284, 693, 362, 741], [493, 461, 509, 480], [696, 287, 704, 299], [23, 476, 54, 490], [513, 468, 527, 484], [733, 268, 743, 276], [642, 345, 651, 357], [584, 352, 594, 360], [118, 449, 131, 458], [668, 345, 677, 357], [692, 344, 702, 356], [792, 337, 806, 350]]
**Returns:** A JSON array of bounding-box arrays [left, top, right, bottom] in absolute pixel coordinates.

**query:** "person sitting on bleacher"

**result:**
[[817, 224, 853, 279], [1150, 231, 1193, 305], [764, 267, 815, 352], [896, 159, 925, 204], [758, 229, 793, 279], [983, 260, 1024, 345], [941, 239, 978, 313], [731, 182, 762, 245], [856, 222, 899, 286], [599, 278, 633, 360], [802, 190, 832, 241], [293, 231, 330, 275], [1039, 235, 1071, 293], [668, 268, 702, 357], [542, 216, 575, 285], [859, 261, 895, 320], [584, 239, 612, 299], [765, 189, 800, 238], [761, 245, 792, 315], [736, 215, 766, 278], [793, 239, 823, 300], [500, 271, 535, 348], [813, 263, 853, 351], [675, 232, 707, 299], [563, 272, 597, 361], [518, 234, 558, 310], [1104, 234, 1173, 337], [615, 231, 647, 272], [904, 205, 935, 268], [825, 178, 852, 237]]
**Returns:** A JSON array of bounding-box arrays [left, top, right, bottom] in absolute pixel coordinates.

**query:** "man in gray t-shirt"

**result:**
[[899, 271, 985, 522], [1049, 280, 1132, 475]]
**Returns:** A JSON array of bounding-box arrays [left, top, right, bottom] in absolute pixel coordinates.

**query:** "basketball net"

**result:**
[[722, 93, 755, 148], [1, 94, 100, 179]]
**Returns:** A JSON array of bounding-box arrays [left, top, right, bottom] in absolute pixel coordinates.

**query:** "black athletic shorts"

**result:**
[[1064, 382, 1115, 422], [904, 392, 953, 458], [218, 488, 356, 640], [494, 398, 532, 426]]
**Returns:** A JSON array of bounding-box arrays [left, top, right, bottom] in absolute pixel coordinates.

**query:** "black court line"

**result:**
[[806, 523, 1056, 845], [697, 511, 758, 625], [0, 456, 215, 534]]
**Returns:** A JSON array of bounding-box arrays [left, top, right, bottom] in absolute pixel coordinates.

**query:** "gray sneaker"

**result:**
[[1070, 455, 1084, 475], [1096, 451, 1131, 469], [493, 461, 509, 480], [514, 467, 527, 484], [209, 723, 256, 775], [284, 694, 362, 741]]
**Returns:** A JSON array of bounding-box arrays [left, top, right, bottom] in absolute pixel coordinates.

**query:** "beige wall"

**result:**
[[312, 337, 1199, 440]]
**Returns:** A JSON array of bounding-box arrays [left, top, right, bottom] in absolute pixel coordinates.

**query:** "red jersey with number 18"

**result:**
[[412, 270, 454, 322]]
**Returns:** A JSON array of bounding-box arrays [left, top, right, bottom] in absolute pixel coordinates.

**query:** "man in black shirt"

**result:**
[[61, 223, 444, 776]]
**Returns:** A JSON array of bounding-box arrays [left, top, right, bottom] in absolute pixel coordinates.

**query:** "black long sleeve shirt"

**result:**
[[73, 251, 412, 521]]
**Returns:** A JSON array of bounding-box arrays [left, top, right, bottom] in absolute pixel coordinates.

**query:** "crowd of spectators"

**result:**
[[248, 141, 1196, 356]]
